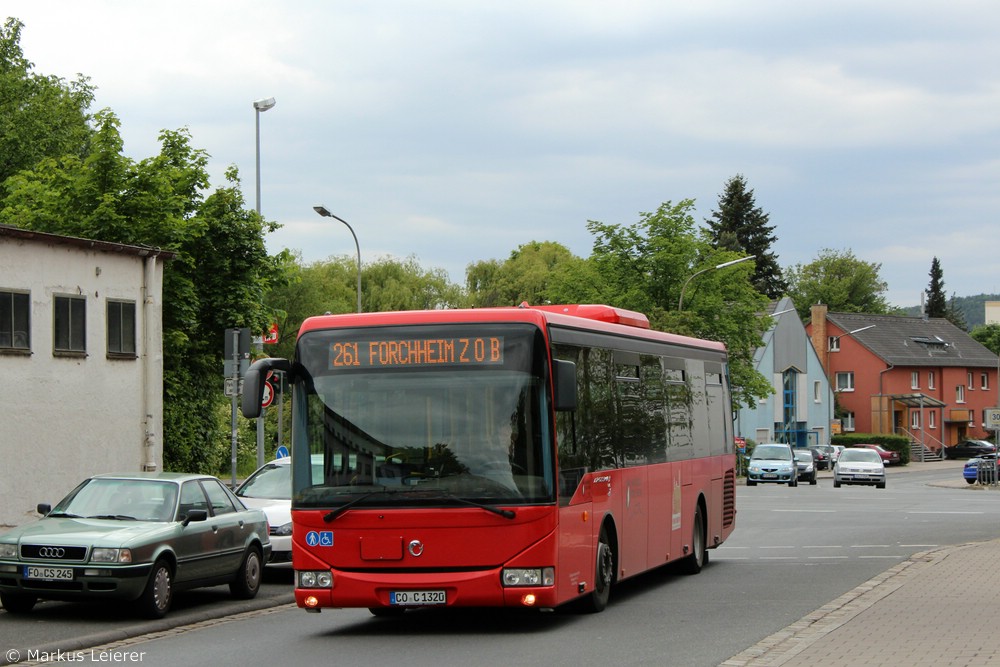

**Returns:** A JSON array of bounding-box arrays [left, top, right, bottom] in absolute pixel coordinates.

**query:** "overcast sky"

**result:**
[[6, 1, 1000, 308]]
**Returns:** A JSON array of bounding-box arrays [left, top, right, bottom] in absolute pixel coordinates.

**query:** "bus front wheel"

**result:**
[[581, 525, 614, 613]]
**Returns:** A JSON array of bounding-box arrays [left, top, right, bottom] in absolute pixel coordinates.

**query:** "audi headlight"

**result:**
[[0, 543, 17, 559], [502, 567, 554, 587], [91, 548, 132, 563], [298, 570, 333, 588]]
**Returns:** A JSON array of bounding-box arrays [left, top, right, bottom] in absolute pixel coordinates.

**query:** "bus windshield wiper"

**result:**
[[322, 487, 515, 521], [323, 488, 394, 522], [433, 491, 516, 520]]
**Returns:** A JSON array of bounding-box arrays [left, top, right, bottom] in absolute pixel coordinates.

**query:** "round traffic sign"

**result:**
[[261, 381, 274, 408]]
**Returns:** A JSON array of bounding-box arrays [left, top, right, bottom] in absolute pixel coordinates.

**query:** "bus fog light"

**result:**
[[502, 567, 554, 587]]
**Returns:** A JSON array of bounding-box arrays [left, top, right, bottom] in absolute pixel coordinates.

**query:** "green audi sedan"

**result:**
[[0, 472, 271, 618]]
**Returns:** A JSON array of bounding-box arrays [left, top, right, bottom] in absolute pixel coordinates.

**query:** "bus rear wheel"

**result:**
[[678, 504, 706, 575]]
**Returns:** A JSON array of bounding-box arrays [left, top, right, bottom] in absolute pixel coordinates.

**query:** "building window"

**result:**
[[911, 371, 919, 389], [911, 411, 921, 430], [107, 300, 137, 357], [813, 381, 821, 403], [956, 385, 965, 403], [929, 411, 936, 429], [982, 373, 990, 391], [836, 372, 854, 392], [828, 336, 840, 352], [928, 371, 935, 389], [844, 412, 855, 432], [968, 372, 974, 389], [54, 295, 86, 354], [0, 290, 30, 351]]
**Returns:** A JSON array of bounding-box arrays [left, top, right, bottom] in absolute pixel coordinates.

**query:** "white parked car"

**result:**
[[235, 458, 294, 567], [833, 448, 886, 489]]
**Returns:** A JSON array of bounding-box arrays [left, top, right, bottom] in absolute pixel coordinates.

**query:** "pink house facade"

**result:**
[[807, 305, 999, 454]]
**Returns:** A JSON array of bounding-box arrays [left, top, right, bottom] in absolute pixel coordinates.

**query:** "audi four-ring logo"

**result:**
[[38, 547, 66, 558]]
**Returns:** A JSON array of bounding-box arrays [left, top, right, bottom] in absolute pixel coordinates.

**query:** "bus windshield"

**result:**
[[290, 324, 555, 510]]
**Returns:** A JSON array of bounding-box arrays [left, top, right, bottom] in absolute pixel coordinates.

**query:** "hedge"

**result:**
[[831, 433, 911, 465]]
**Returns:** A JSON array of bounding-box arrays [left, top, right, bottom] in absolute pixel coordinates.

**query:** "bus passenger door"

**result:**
[[557, 477, 594, 605]]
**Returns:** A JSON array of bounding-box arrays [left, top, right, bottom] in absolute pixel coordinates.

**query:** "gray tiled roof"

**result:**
[[826, 312, 998, 367]]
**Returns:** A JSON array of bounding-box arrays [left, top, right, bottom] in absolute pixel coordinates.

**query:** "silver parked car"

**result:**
[[0, 473, 271, 618], [833, 448, 886, 489], [746, 443, 797, 487]]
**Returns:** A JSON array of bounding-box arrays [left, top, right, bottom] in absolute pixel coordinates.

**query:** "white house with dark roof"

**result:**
[[0, 225, 172, 526]]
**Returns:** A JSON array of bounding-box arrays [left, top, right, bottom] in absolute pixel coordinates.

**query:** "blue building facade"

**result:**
[[737, 297, 834, 447]]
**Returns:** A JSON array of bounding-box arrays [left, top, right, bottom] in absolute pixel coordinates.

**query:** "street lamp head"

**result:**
[[313, 205, 333, 218], [253, 97, 276, 112]]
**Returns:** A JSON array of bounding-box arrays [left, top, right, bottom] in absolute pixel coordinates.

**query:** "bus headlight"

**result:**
[[298, 570, 333, 588], [502, 567, 554, 587]]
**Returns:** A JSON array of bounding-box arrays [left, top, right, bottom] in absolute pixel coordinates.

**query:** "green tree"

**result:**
[[785, 248, 894, 319], [926, 257, 947, 318], [0, 19, 95, 185], [466, 241, 578, 307], [971, 323, 1000, 355], [553, 200, 772, 408], [706, 174, 786, 298], [264, 253, 465, 362]]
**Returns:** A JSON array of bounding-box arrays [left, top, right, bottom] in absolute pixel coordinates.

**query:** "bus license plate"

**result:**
[[390, 590, 446, 606], [24, 566, 73, 580]]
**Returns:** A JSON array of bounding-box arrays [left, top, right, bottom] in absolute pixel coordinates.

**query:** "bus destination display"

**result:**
[[330, 336, 504, 369]]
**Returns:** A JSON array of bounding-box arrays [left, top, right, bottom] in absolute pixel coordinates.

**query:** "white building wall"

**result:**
[[986, 302, 1000, 326], [0, 232, 165, 526]]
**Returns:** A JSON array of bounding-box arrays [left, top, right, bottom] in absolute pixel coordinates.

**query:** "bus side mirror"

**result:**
[[553, 359, 577, 412], [241, 358, 293, 418]]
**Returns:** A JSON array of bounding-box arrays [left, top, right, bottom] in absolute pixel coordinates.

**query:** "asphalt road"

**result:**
[[3, 461, 996, 667]]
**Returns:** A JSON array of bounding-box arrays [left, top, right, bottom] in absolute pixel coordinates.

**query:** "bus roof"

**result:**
[[297, 304, 726, 353]]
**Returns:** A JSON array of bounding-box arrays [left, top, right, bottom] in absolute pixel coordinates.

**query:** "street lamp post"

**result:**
[[252, 97, 275, 469], [313, 205, 362, 313], [677, 255, 755, 310], [253, 97, 276, 217]]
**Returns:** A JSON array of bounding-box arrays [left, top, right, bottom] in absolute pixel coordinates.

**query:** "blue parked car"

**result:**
[[963, 454, 997, 485], [746, 443, 797, 487]]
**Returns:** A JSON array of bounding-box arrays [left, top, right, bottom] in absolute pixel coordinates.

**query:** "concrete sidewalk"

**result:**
[[722, 460, 1000, 666]]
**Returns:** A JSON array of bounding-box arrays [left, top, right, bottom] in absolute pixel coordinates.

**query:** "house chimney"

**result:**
[[811, 303, 829, 376]]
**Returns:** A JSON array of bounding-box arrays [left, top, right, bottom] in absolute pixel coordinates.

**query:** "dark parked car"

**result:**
[[963, 454, 997, 484], [810, 446, 834, 471], [852, 444, 900, 466], [0, 473, 271, 618], [945, 439, 997, 460], [794, 449, 818, 484]]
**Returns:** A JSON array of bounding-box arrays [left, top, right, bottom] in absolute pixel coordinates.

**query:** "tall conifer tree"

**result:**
[[925, 257, 947, 318], [706, 174, 787, 298]]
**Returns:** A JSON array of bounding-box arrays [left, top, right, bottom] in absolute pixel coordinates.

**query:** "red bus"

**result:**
[[242, 304, 737, 615]]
